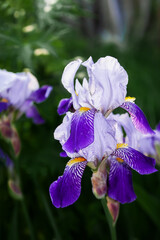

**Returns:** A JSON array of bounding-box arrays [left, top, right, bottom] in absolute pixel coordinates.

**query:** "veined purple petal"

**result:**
[[57, 97, 73, 115], [49, 157, 87, 208], [120, 101, 154, 134], [108, 158, 136, 204], [112, 147, 157, 175], [29, 85, 53, 103], [63, 108, 95, 153], [0, 102, 9, 113], [25, 105, 45, 124]]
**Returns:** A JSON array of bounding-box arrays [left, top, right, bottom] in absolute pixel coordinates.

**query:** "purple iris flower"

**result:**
[[50, 111, 157, 207], [58, 57, 153, 135], [50, 111, 117, 208], [0, 69, 53, 124], [49, 56, 157, 208]]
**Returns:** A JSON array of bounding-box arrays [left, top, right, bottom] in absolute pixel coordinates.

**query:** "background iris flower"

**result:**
[[0, 69, 52, 124]]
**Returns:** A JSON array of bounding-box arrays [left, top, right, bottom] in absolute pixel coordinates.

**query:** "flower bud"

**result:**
[[8, 179, 23, 200], [107, 197, 120, 224], [0, 117, 21, 155], [91, 159, 107, 199]]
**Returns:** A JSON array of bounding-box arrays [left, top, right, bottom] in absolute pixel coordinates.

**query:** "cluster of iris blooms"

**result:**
[[0, 70, 52, 198], [0, 57, 159, 223], [49, 56, 159, 221]]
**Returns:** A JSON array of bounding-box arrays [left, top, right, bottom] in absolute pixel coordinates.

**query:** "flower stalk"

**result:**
[[101, 197, 117, 240]]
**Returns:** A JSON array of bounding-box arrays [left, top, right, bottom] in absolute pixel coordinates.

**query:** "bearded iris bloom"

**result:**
[[57, 57, 154, 160], [58, 57, 153, 134], [49, 56, 157, 208], [50, 112, 157, 207], [0, 69, 52, 124]]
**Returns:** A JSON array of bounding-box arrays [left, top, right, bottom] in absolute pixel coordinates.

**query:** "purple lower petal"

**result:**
[[63, 108, 95, 153], [112, 147, 157, 175], [49, 157, 87, 208], [108, 159, 136, 204], [25, 105, 45, 124], [120, 102, 154, 134], [29, 85, 53, 103], [57, 97, 73, 115], [0, 102, 9, 113]]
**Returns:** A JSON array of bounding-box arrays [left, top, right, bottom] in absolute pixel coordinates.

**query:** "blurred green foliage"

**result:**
[[0, 0, 160, 239]]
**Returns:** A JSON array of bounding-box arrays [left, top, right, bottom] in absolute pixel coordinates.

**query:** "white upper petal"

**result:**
[[61, 56, 128, 114], [61, 59, 82, 94], [88, 56, 128, 113]]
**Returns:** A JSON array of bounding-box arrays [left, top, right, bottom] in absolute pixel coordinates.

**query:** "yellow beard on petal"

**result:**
[[79, 107, 90, 113], [116, 157, 124, 163], [125, 96, 136, 103], [1, 98, 8, 103], [67, 157, 86, 166], [116, 143, 128, 149]]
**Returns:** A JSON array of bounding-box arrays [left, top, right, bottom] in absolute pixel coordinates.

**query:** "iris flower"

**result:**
[[50, 111, 157, 207], [0, 69, 52, 124], [114, 112, 160, 158], [58, 56, 154, 134], [49, 56, 157, 208]]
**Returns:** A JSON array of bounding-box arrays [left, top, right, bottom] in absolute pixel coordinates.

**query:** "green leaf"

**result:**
[[134, 183, 160, 228]]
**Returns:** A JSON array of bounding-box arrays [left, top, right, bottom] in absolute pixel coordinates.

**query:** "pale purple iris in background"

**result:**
[[49, 56, 157, 208], [0, 69, 52, 124], [114, 112, 160, 158]]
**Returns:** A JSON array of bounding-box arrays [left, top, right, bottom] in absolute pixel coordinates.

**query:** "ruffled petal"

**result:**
[[82, 57, 95, 95], [120, 101, 154, 134], [54, 111, 73, 146], [108, 159, 136, 204], [49, 157, 87, 208], [61, 59, 82, 94], [84, 56, 128, 113], [57, 97, 73, 115], [29, 85, 53, 103], [112, 146, 157, 175], [63, 108, 95, 153], [138, 136, 156, 156]]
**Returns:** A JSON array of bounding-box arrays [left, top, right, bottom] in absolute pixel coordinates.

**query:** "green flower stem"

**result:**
[[21, 199, 35, 240], [40, 191, 62, 240], [33, 177, 62, 240], [101, 198, 117, 240]]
